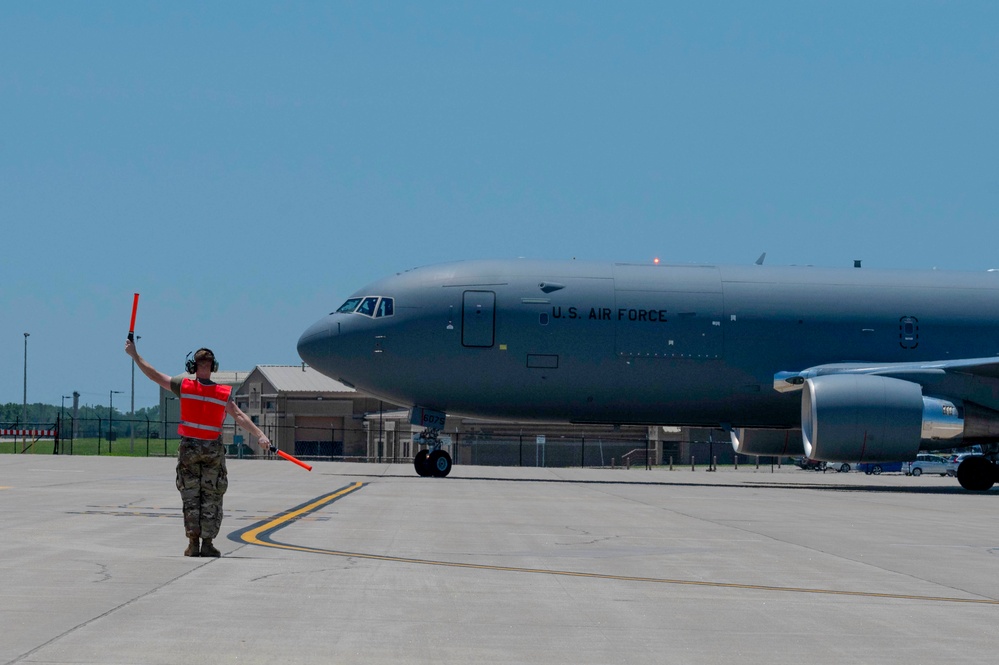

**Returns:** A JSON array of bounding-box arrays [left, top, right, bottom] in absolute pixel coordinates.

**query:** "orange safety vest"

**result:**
[[178, 378, 232, 440]]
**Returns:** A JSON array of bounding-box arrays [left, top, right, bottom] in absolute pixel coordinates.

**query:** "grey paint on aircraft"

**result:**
[[298, 259, 999, 427]]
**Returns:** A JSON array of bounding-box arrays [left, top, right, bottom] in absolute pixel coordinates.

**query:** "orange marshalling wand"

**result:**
[[275, 448, 312, 472], [128, 293, 140, 341]]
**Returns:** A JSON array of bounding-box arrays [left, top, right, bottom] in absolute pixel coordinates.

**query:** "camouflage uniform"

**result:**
[[176, 436, 228, 539]]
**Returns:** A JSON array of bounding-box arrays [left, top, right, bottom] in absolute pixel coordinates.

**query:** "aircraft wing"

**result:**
[[774, 357, 999, 393]]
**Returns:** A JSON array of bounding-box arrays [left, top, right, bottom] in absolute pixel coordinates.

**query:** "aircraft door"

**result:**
[[462, 290, 496, 348]]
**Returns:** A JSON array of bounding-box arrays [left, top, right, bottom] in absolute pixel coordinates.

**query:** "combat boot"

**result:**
[[200, 538, 221, 557], [184, 536, 200, 557]]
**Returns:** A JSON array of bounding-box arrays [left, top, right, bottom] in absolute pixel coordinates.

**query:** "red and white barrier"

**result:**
[[0, 429, 56, 437]]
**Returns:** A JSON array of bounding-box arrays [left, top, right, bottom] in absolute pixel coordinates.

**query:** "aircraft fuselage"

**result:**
[[297, 260, 999, 427]]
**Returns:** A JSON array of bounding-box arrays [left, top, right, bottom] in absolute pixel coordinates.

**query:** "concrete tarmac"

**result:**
[[2, 455, 997, 665]]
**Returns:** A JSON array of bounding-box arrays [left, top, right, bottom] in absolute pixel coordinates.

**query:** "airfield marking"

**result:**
[[234, 482, 999, 606]]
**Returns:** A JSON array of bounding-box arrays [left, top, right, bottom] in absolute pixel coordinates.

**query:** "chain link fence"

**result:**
[[3, 418, 790, 470], [2, 417, 667, 468]]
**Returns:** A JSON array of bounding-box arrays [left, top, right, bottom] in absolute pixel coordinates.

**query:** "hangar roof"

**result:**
[[251, 365, 356, 394]]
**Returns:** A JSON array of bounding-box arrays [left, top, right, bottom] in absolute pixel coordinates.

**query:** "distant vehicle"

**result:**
[[794, 458, 852, 472], [795, 457, 825, 471], [857, 461, 904, 475], [945, 453, 982, 476], [902, 454, 952, 477]]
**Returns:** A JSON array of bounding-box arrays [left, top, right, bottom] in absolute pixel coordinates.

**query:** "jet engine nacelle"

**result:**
[[729, 428, 803, 456], [802, 374, 965, 462]]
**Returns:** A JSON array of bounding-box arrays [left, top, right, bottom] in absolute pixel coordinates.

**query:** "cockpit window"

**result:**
[[336, 298, 363, 314], [376, 297, 394, 318], [335, 296, 395, 318], [356, 296, 379, 316]]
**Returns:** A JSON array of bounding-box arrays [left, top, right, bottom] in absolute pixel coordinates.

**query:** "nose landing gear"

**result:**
[[413, 428, 452, 478]]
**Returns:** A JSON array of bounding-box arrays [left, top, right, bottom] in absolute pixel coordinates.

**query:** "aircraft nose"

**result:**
[[297, 317, 334, 369]]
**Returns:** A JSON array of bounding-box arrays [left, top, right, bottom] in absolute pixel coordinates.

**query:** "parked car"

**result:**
[[902, 454, 952, 477], [795, 457, 825, 470], [946, 453, 982, 476], [856, 461, 904, 475], [794, 458, 854, 472]]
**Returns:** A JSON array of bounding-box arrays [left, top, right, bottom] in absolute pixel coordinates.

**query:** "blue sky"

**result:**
[[2, 2, 997, 411]]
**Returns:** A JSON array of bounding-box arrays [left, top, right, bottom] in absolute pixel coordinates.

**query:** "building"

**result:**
[[232, 364, 388, 456]]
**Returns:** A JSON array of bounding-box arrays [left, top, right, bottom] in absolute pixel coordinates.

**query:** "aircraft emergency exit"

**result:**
[[297, 259, 999, 489]]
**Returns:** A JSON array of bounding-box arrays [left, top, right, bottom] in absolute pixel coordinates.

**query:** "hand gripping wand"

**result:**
[[270, 445, 313, 472]]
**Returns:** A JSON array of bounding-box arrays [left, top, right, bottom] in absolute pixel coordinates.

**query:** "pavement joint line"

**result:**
[[5, 555, 219, 665], [231, 481, 999, 606]]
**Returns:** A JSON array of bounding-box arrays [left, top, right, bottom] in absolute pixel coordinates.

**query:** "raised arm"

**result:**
[[124, 338, 172, 391]]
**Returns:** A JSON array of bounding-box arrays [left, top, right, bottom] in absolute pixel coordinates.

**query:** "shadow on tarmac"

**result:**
[[311, 470, 995, 495]]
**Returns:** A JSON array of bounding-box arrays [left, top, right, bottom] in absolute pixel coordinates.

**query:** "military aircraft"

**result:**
[[297, 259, 999, 490]]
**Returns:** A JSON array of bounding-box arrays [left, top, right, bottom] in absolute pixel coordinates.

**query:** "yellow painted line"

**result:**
[[239, 483, 999, 606], [239, 482, 365, 547]]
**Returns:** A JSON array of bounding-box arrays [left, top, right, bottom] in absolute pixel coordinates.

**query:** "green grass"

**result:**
[[0, 437, 181, 457]]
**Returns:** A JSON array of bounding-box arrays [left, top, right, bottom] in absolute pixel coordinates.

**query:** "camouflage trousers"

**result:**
[[176, 437, 228, 539]]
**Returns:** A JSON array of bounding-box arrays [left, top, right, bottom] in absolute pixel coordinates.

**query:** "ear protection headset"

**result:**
[[185, 348, 219, 374]]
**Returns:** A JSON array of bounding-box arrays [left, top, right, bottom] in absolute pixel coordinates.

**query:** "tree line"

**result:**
[[0, 402, 162, 438]]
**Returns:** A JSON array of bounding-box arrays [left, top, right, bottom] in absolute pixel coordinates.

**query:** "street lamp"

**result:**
[[22, 333, 29, 426], [109, 390, 123, 449]]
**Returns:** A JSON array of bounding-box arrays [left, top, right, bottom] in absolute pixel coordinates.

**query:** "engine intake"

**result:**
[[801, 374, 968, 462], [803, 375, 921, 461]]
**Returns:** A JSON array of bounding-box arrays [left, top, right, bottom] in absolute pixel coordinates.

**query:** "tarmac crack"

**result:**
[[4, 559, 220, 665], [577, 483, 999, 604]]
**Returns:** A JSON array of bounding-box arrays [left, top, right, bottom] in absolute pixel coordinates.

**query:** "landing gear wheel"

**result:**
[[414, 450, 432, 477], [428, 450, 452, 478], [957, 457, 996, 491]]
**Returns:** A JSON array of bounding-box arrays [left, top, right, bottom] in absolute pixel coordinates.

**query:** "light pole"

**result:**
[[109, 390, 123, 450], [130, 335, 140, 453], [22, 333, 29, 426]]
